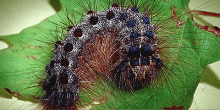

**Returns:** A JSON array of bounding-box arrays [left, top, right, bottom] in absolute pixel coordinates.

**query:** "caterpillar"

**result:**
[[0, 0, 220, 110]]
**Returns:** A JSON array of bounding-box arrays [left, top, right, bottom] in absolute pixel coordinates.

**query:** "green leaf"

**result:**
[[0, 0, 219, 109]]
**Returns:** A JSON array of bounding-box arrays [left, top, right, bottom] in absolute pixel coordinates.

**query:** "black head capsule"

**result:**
[[90, 16, 98, 25], [106, 11, 115, 20], [127, 20, 136, 27]]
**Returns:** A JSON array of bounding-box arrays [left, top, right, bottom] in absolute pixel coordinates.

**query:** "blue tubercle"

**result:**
[[141, 45, 151, 57], [120, 13, 127, 20], [143, 17, 150, 24], [153, 58, 163, 68], [128, 46, 140, 57], [127, 20, 136, 27], [144, 31, 154, 38], [131, 7, 139, 12], [141, 57, 150, 65], [130, 58, 139, 66], [130, 32, 139, 39]]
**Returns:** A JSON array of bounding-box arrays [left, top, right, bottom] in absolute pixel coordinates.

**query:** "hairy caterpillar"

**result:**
[[0, 0, 220, 109]]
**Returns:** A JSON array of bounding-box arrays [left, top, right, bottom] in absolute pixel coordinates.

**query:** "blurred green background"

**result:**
[[0, 0, 219, 109]]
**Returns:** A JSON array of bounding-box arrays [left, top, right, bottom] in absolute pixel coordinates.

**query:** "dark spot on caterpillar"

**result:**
[[74, 28, 82, 37], [130, 32, 140, 39], [90, 16, 98, 25], [144, 31, 154, 39], [61, 58, 69, 67], [112, 3, 119, 7], [64, 43, 73, 52], [49, 75, 57, 86], [120, 13, 127, 20], [153, 58, 163, 68], [127, 19, 136, 27], [141, 45, 151, 57], [131, 7, 139, 12], [59, 72, 68, 84], [87, 10, 93, 14], [42, 81, 50, 92], [128, 46, 140, 57], [106, 11, 115, 20], [118, 60, 127, 71], [67, 26, 74, 31], [141, 57, 150, 65], [143, 17, 150, 24], [130, 58, 139, 66], [50, 60, 55, 68], [55, 41, 62, 48], [47, 69, 51, 76]]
